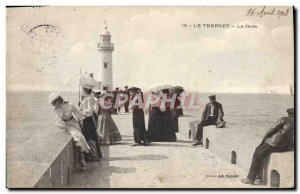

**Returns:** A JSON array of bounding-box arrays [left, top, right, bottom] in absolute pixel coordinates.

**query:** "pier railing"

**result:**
[[7, 130, 75, 188]]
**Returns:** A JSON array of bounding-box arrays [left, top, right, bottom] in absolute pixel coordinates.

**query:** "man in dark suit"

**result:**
[[112, 87, 119, 114], [242, 108, 294, 184], [124, 86, 130, 113], [193, 95, 224, 146]]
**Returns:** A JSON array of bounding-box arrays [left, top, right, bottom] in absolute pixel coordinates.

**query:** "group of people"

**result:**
[[130, 86, 183, 145], [104, 86, 131, 114], [49, 83, 295, 185], [48, 83, 183, 171]]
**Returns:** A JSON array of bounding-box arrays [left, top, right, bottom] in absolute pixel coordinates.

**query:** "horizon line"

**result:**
[[6, 89, 292, 95]]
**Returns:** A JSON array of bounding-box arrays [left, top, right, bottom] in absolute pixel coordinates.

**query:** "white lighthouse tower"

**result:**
[[98, 23, 114, 90]]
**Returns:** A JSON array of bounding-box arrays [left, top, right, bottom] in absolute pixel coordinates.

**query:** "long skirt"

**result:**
[[171, 108, 179, 133], [172, 116, 179, 133], [82, 116, 102, 160], [161, 109, 177, 142], [92, 111, 98, 129], [133, 109, 149, 143], [66, 118, 90, 153], [147, 107, 164, 142], [97, 114, 122, 145]]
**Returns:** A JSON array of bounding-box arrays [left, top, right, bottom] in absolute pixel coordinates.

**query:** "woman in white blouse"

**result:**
[[96, 93, 122, 145], [79, 85, 102, 160], [49, 92, 90, 171]]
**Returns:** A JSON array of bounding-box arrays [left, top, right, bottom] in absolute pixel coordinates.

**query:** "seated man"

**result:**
[[242, 108, 294, 184], [193, 95, 224, 146]]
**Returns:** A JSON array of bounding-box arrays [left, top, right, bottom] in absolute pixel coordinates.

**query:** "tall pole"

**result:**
[[78, 69, 81, 106]]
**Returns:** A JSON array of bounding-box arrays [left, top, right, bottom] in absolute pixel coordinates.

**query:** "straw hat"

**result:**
[[93, 88, 102, 93], [82, 84, 94, 89], [48, 92, 61, 105]]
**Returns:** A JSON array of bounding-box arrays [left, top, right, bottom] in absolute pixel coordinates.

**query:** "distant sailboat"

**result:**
[[290, 85, 294, 96]]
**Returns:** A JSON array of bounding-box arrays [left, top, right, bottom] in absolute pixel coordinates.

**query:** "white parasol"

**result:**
[[64, 70, 100, 105], [150, 84, 172, 93], [65, 72, 98, 89]]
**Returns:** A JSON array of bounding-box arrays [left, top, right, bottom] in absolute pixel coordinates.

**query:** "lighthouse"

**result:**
[[98, 24, 114, 90]]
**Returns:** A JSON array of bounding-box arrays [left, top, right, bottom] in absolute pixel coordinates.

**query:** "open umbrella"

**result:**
[[171, 86, 184, 94], [150, 84, 172, 93], [64, 70, 98, 105], [65, 71, 98, 89]]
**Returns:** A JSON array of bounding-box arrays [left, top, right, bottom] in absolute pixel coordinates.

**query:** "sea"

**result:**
[[6, 91, 294, 150]]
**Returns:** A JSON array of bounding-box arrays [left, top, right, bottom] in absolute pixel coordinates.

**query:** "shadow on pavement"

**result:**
[[109, 154, 168, 161], [68, 145, 137, 188], [176, 140, 193, 143], [149, 143, 192, 148]]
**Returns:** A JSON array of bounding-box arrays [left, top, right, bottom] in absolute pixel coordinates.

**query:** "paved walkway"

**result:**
[[67, 113, 262, 188]]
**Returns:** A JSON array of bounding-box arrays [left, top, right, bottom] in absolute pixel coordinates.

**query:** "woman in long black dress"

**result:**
[[160, 89, 177, 142], [147, 91, 164, 142], [129, 87, 149, 146], [171, 94, 181, 133]]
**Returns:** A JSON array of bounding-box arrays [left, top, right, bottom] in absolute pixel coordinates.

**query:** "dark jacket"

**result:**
[[263, 116, 294, 150], [124, 90, 131, 104], [201, 101, 224, 122]]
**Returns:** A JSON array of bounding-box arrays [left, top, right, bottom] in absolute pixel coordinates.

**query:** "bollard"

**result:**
[[271, 170, 280, 188], [189, 121, 198, 140], [231, 151, 237, 164], [205, 138, 209, 149]]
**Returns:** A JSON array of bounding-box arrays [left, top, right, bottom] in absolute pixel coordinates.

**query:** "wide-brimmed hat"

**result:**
[[100, 93, 113, 100], [93, 88, 102, 93], [82, 84, 94, 89], [48, 92, 61, 105], [128, 87, 140, 93]]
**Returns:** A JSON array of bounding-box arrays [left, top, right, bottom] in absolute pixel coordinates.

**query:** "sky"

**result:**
[[6, 6, 294, 93]]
